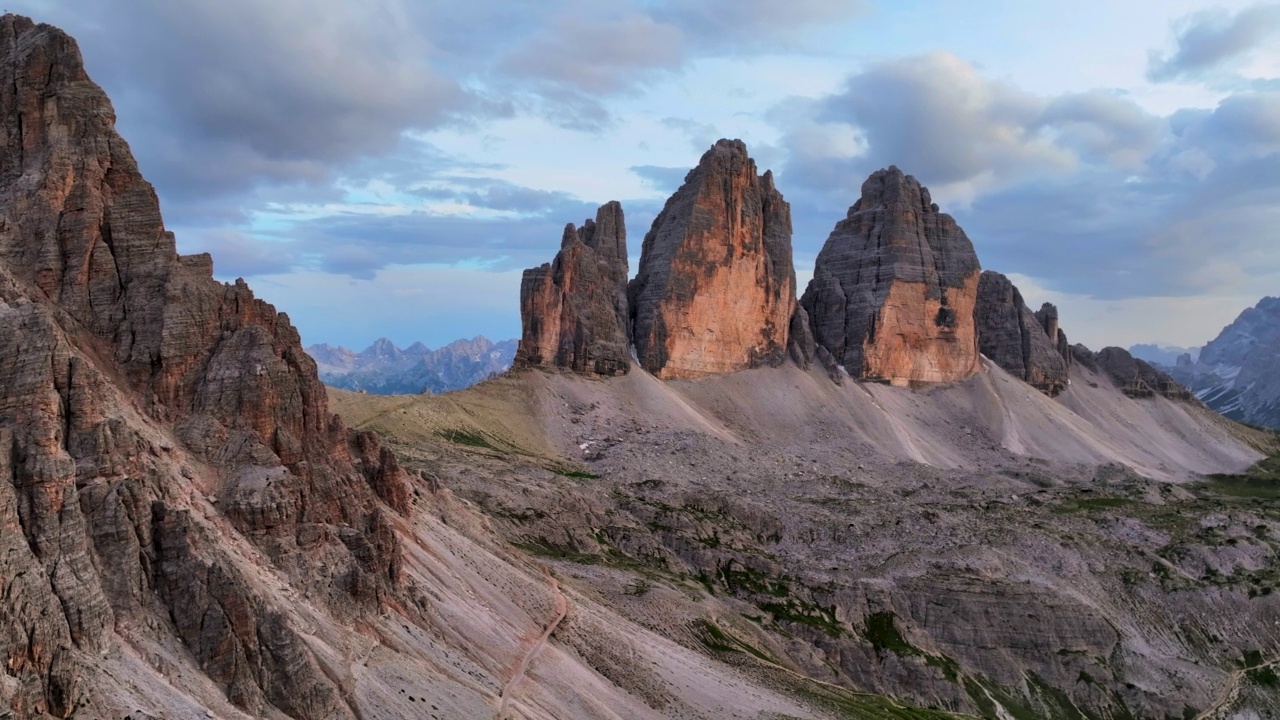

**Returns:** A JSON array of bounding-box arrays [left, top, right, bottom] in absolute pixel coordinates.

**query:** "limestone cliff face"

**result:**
[[628, 139, 796, 379], [800, 167, 981, 386], [0, 16, 408, 717], [975, 272, 1069, 396], [517, 202, 630, 376]]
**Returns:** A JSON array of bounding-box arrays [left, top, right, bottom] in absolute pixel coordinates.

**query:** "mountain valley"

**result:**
[[0, 14, 1277, 720]]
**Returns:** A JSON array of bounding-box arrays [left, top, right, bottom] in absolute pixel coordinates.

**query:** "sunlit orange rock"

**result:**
[[628, 139, 798, 379]]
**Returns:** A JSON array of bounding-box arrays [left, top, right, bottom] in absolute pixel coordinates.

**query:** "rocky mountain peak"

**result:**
[[0, 16, 411, 716], [800, 166, 981, 385], [628, 138, 797, 378], [517, 202, 631, 376]]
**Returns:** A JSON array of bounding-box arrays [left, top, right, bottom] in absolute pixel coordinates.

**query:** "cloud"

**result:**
[[769, 52, 1280, 313], [489, 0, 864, 129], [182, 230, 300, 277], [1148, 4, 1280, 82], [630, 165, 690, 193], [776, 53, 1162, 208], [499, 13, 686, 95], [259, 177, 619, 279], [653, 0, 864, 48]]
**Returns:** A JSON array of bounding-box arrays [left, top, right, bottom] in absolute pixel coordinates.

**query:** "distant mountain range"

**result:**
[[308, 336, 518, 394], [1156, 297, 1280, 429], [1128, 343, 1200, 366]]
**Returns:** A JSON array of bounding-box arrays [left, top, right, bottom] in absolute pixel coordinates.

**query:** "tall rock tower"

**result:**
[[628, 139, 799, 379], [517, 201, 631, 376], [800, 167, 982, 386]]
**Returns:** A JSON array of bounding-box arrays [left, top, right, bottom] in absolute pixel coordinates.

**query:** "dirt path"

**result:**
[[1193, 655, 1280, 720], [495, 571, 568, 720]]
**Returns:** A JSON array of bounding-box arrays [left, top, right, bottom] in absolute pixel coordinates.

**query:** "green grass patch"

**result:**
[[1197, 451, 1280, 500], [694, 619, 778, 664], [864, 611, 920, 658], [1246, 664, 1280, 688], [761, 598, 845, 637], [436, 428, 505, 452]]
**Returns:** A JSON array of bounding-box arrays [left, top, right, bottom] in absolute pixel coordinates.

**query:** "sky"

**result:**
[[14, 0, 1280, 351]]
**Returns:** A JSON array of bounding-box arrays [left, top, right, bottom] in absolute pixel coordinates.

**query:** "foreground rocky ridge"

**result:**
[[0, 15, 417, 717]]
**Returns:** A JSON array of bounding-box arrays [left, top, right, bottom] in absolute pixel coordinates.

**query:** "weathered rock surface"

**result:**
[[517, 202, 630, 376], [1089, 346, 1191, 399], [0, 15, 407, 717], [628, 140, 796, 379], [1034, 302, 1073, 367], [800, 167, 981, 386], [974, 272, 1069, 395]]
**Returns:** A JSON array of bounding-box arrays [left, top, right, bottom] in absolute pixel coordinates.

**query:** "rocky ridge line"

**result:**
[[0, 15, 410, 717]]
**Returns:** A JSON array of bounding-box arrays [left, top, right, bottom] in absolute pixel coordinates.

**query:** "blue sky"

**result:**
[[17, 0, 1280, 350]]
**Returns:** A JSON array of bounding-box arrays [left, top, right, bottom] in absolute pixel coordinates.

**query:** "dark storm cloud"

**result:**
[[1148, 4, 1280, 82], [773, 52, 1280, 302]]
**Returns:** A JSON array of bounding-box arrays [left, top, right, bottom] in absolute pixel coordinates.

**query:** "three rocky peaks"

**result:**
[[518, 140, 1180, 397]]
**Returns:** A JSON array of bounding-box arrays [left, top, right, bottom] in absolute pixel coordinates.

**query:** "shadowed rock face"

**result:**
[[517, 201, 630, 376], [800, 167, 982, 386], [0, 15, 407, 717], [975, 272, 1069, 396], [1091, 346, 1192, 399], [628, 139, 796, 379]]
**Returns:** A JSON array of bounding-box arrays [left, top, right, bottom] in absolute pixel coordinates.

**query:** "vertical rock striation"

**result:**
[[974, 271, 1070, 396], [800, 167, 982, 386], [628, 139, 797, 379], [517, 202, 631, 376], [0, 15, 408, 717]]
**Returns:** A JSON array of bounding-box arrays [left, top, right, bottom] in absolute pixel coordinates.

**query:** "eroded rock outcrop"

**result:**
[[1035, 302, 1073, 368], [800, 167, 981, 386], [975, 272, 1069, 395], [1091, 347, 1191, 399], [628, 140, 797, 379], [517, 202, 630, 376], [0, 15, 408, 717]]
